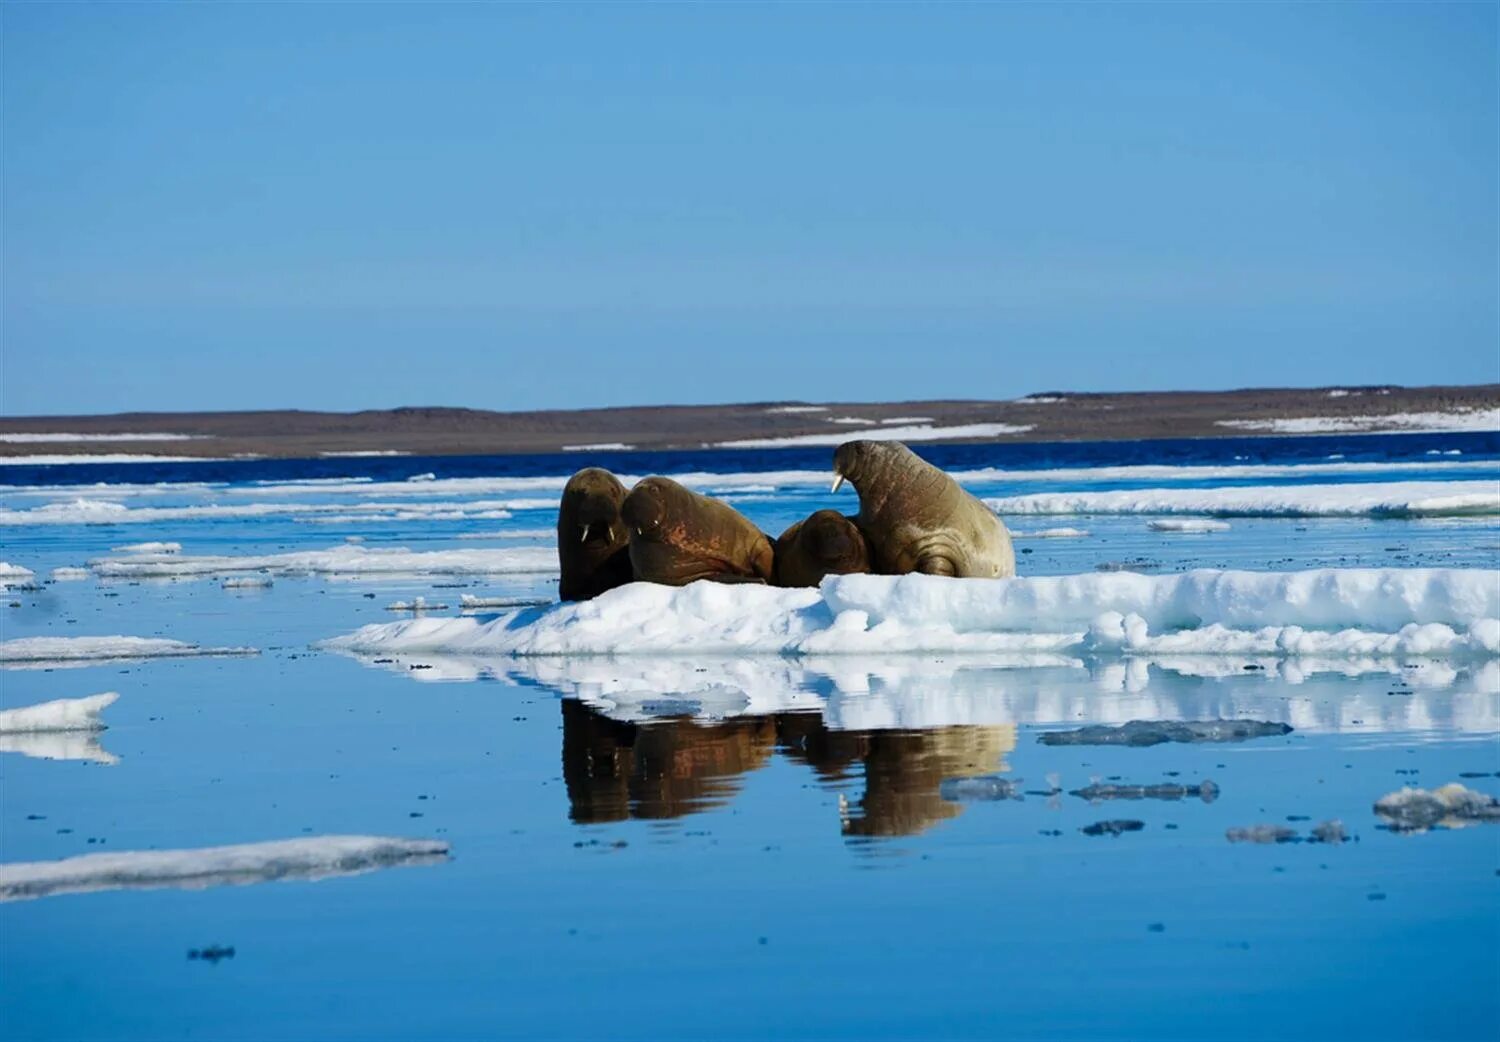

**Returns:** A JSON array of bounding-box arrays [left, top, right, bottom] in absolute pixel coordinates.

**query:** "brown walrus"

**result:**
[[772, 509, 871, 587], [556, 468, 634, 601], [620, 476, 774, 585], [831, 440, 1015, 578]]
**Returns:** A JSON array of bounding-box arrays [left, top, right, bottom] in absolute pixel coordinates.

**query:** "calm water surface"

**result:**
[[2, 433, 1497, 1040]]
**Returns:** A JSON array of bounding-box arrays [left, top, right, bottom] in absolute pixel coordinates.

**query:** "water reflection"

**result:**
[[561, 701, 1016, 838]]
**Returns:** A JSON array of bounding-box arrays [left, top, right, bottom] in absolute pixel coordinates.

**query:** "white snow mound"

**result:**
[[322, 569, 1500, 660], [0, 835, 450, 902]]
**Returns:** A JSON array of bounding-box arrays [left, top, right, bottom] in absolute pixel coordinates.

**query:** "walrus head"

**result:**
[[774, 510, 871, 586], [560, 468, 628, 547], [620, 476, 683, 539], [831, 440, 926, 507]]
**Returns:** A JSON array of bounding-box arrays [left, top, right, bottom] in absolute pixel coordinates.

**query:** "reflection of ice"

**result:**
[[0, 731, 118, 764], [0, 835, 450, 902], [338, 650, 1500, 735]]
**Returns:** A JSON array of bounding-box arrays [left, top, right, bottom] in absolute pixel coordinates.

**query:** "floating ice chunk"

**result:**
[[1373, 783, 1500, 832], [221, 576, 273, 589], [1039, 720, 1293, 747], [0, 636, 257, 667], [323, 569, 1500, 660], [1013, 527, 1091, 539], [113, 541, 182, 554], [1226, 824, 1298, 844], [90, 544, 556, 580], [459, 594, 553, 609], [1148, 519, 1231, 533], [716, 422, 1033, 448], [1309, 820, 1348, 844], [987, 481, 1500, 518], [0, 562, 36, 587], [49, 567, 91, 581], [0, 835, 450, 902], [1070, 779, 1219, 803], [938, 776, 1023, 802], [1081, 819, 1144, 837], [387, 597, 449, 612], [0, 731, 117, 764], [0, 692, 117, 732]]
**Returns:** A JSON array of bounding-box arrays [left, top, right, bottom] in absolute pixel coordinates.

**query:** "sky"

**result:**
[[2, 3, 1496, 417]]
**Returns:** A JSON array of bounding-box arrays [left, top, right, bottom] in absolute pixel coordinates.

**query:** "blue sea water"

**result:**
[[1, 432, 1497, 1041]]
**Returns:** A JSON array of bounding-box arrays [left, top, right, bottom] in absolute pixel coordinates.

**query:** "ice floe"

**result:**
[[0, 835, 450, 902], [323, 568, 1500, 661], [49, 566, 92, 581], [1373, 784, 1500, 832], [0, 498, 522, 526], [89, 544, 556, 580], [0, 562, 36, 587], [714, 423, 1034, 448], [986, 480, 1500, 518], [1012, 527, 1091, 539], [0, 692, 118, 732], [0, 637, 257, 667], [114, 541, 182, 554], [221, 576, 273, 589], [1148, 519, 1231, 533], [1216, 408, 1500, 434]]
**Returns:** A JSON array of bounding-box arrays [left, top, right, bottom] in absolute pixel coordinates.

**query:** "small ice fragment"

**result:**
[[1373, 783, 1500, 832], [939, 776, 1023, 802], [1147, 519, 1231, 533], [1040, 720, 1292, 747], [1309, 820, 1348, 844], [1080, 820, 1145, 837], [222, 576, 273, 589], [1070, 780, 1219, 803], [1226, 824, 1299, 844]]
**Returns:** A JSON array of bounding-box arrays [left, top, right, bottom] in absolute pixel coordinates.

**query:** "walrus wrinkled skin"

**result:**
[[621, 476, 774, 585], [557, 468, 634, 601], [831, 440, 1015, 578], [773, 510, 871, 587]]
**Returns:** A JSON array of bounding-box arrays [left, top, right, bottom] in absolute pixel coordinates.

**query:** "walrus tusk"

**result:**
[[580, 525, 590, 543], [831, 473, 846, 493]]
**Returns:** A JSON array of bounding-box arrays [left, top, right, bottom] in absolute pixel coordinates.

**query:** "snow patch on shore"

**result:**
[[0, 835, 450, 902], [1217, 408, 1500, 434], [714, 423, 1034, 448], [0, 692, 118, 733], [322, 569, 1500, 661]]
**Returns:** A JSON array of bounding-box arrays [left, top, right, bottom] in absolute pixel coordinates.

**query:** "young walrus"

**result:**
[[621, 476, 775, 585], [556, 468, 634, 601], [831, 440, 1015, 578], [773, 510, 871, 587]]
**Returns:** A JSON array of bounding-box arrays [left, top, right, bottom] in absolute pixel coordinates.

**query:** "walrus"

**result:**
[[831, 440, 1015, 578], [772, 509, 871, 587], [556, 468, 634, 601], [620, 476, 774, 585]]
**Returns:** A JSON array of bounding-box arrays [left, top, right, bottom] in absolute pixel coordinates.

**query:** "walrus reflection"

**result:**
[[840, 725, 1016, 839], [561, 701, 1016, 838], [560, 700, 775, 823], [556, 468, 633, 601], [621, 476, 775, 585], [831, 440, 1016, 578], [773, 510, 871, 587]]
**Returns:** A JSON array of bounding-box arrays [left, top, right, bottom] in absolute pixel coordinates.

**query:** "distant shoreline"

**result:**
[[2, 383, 1496, 462]]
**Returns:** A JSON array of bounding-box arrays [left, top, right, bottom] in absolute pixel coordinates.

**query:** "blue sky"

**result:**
[[3, 3, 1495, 416]]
